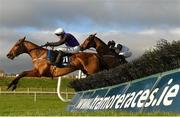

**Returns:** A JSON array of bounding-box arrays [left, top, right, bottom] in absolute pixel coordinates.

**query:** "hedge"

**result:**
[[70, 39, 180, 91]]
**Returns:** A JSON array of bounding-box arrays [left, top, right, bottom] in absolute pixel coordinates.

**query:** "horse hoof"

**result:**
[[12, 85, 17, 91], [7, 84, 12, 90]]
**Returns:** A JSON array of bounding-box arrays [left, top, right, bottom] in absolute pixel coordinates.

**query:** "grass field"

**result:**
[[0, 77, 74, 92], [0, 95, 178, 116], [0, 77, 179, 116]]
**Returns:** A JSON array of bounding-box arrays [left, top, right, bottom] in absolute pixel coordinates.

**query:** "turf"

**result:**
[[0, 77, 74, 92], [0, 95, 178, 116]]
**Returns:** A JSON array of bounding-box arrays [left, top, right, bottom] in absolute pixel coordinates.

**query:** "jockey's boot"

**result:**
[[119, 55, 127, 64], [55, 51, 63, 65]]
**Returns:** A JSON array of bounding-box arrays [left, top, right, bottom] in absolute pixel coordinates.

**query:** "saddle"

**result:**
[[47, 50, 72, 67]]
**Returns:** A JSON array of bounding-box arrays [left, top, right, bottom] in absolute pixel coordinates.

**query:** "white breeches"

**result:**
[[119, 51, 132, 58], [57, 46, 80, 53], [115, 45, 132, 58]]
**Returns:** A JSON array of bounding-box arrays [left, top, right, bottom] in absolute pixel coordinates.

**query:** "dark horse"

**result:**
[[7, 37, 105, 90], [80, 33, 127, 68]]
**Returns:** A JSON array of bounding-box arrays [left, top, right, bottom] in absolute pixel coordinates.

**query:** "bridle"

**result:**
[[11, 40, 28, 58], [12, 39, 45, 59]]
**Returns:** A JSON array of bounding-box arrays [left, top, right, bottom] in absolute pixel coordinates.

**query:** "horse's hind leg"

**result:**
[[8, 69, 40, 91]]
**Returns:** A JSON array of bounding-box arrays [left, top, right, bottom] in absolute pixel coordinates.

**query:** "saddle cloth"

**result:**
[[47, 50, 71, 67]]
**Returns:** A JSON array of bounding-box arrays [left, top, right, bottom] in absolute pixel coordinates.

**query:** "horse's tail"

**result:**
[[96, 55, 109, 70]]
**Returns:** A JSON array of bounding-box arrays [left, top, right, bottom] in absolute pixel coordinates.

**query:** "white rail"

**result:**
[[57, 77, 72, 102], [0, 89, 75, 102], [0, 76, 76, 102]]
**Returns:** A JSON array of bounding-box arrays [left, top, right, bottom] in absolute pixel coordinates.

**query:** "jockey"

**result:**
[[45, 28, 80, 64], [115, 44, 132, 58], [107, 40, 116, 50], [107, 40, 132, 58]]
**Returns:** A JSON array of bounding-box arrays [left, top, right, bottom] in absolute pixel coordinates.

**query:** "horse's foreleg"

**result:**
[[8, 70, 39, 91]]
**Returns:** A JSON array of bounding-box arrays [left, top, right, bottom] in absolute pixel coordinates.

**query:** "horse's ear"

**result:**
[[93, 33, 97, 36], [20, 36, 26, 42], [23, 36, 26, 40]]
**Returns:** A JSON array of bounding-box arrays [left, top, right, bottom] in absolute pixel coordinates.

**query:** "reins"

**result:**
[[28, 45, 46, 53]]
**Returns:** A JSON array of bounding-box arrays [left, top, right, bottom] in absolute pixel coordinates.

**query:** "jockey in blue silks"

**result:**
[[45, 28, 80, 64]]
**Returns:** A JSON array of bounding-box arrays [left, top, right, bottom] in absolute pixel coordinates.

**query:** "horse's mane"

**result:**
[[25, 40, 39, 46], [24, 40, 47, 50], [94, 36, 120, 57], [94, 36, 109, 47]]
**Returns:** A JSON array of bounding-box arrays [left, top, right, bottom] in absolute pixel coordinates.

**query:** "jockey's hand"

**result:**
[[79, 46, 84, 51]]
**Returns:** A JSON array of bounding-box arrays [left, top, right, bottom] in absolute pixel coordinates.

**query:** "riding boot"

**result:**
[[119, 55, 127, 64], [55, 51, 63, 65]]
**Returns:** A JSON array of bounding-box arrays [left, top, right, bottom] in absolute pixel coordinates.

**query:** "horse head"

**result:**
[[80, 33, 97, 51], [7, 36, 27, 60]]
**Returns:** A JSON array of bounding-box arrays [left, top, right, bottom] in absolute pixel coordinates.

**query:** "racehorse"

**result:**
[[80, 33, 127, 68], [6, 37, 105, 90]]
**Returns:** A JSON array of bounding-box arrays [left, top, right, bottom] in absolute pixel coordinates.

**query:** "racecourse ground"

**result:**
[[0, 95, 178, 116], [0, 77, 179, 116]]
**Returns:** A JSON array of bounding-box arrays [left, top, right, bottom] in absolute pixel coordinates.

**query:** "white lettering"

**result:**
[[145, 88, 159, 107], [76, 99, 86, 109], [124, 92, 136, 108], [109, 95, 121, 109], [137, 89, 150, 107], [99, 97, 110, 110], [163, 84, 179, 106], [120, 93, 131, 108], [89, 96, 99, 109], [115, 94, 125, 109], [105, 96, 115, 109], [75, 78, 179, 111], [94, 97, 103, 110], [156, 79, 173, 106], [131, 90, 143, 108]]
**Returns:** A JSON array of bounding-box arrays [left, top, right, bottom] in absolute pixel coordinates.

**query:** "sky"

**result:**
[[0, 0, 180, 74]]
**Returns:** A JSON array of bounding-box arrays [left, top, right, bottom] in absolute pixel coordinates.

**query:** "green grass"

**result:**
[[0, 77, 74, 92], [0, 95, 68, 116], [0, 95, 178, 116]]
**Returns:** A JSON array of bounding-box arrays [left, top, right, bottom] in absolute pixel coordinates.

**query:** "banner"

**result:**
[[67, 69, 180, 113]]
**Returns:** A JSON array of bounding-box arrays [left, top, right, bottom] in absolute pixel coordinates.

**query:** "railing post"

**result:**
[[27, 88, 30, 95], [34, 92, 37, 102], [66, 88, 68, 100], [13, 90, 15, 95]]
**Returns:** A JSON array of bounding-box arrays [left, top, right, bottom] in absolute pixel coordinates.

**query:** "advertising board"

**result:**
[[67, 69, 180, 113]]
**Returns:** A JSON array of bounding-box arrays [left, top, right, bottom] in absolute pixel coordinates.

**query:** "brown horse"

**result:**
[[80, 33, 127, 68], [7, 37, 104, 90]]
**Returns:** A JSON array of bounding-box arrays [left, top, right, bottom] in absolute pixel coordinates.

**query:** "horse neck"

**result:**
[[95, 38, 114, 55], [24, 41, 46, 59]]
